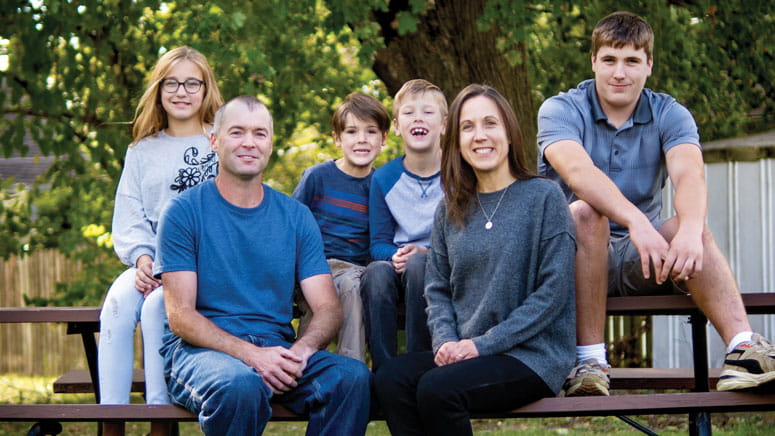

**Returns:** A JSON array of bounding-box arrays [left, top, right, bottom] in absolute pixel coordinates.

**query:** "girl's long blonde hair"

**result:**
[[131, 46, 223, 144]]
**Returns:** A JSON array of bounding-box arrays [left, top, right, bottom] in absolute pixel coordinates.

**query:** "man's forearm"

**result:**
[[169, 308, 255, 362], [295, 301, 342, 352]]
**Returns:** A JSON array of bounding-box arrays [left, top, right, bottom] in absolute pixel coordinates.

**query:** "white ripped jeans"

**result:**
[[98, 267, 169, 404]]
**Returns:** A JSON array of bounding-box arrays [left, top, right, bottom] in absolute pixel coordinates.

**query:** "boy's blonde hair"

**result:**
[[131, 46, 224, 144], [332, 92, 391, 137], [591, 11, 654, 60], [392, 79, 448, 119]]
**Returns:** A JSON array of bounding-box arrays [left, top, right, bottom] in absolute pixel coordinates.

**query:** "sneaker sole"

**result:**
[[717, 369, 775, 391], [564, 379, 610, 397]]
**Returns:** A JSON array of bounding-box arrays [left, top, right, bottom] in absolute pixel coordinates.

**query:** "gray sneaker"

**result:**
[[563, 359, 611, 396], [717, 333, 775, 392]]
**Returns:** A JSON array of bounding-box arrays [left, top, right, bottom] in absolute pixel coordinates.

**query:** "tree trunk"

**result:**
[[371, 0, 537, 166]]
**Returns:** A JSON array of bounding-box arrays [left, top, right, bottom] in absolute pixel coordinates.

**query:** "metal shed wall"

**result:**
[[653, 131, 775, 368]]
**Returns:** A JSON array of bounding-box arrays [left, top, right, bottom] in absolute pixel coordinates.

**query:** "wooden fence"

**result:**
[[2, 250, 652, 377], [0, 250, 89, 376]]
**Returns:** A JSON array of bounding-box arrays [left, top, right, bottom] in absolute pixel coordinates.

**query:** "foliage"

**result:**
[[0, 0, 384, 304], [526, 0, 775, 138], [1, 0, 773, 304]]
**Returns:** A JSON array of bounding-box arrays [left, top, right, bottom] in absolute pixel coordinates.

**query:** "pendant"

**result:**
[[485, 221, 493, 230]]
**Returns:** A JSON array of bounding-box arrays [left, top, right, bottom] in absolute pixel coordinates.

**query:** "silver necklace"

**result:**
[[476, 185, 509, 230]]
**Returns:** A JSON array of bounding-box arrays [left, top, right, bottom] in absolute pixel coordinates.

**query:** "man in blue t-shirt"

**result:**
[[538, 12, 775, 396], [155, 96, 370, 435]]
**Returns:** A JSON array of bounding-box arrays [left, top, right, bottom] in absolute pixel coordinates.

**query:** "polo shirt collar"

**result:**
[[586, 80, 653, 125]]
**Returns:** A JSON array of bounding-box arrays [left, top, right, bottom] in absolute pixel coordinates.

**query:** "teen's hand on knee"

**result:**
[[135, 255, 162, 295], [629, 224, 669, 283], [663, 229, 703, 283]]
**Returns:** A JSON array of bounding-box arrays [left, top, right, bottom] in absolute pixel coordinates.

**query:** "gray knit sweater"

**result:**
[[425, 177, 576, 394], [112, 131, 217, 267]]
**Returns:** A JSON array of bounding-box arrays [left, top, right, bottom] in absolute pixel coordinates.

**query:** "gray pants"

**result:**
[[298, 258, 367, 361], [608, 234, 687, 297]]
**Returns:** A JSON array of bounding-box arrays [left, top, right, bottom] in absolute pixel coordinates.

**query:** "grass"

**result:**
[[1, 374, 773, 435]]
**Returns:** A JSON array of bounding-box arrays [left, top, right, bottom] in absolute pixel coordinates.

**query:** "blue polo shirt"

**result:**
[[537, 79, 700, 236]]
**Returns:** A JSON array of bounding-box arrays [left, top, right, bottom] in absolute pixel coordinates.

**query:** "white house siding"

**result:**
[[652, 131, 775, 368]]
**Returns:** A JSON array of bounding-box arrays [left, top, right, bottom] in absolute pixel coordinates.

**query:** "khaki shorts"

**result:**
[[607, 233, 688, 297]]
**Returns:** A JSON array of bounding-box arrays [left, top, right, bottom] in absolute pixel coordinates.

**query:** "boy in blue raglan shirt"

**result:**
[[293, 92, 391, 362], [361, 79, 448, 371]]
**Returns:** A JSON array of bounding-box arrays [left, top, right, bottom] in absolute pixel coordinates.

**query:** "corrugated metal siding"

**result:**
[[653, 158, 775, 368]]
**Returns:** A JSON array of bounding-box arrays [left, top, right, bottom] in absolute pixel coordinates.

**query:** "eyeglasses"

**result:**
[[160, 78, 205, 94]]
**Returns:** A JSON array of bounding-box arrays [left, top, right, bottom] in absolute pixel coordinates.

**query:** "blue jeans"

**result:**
[[374, 351, 553, 436], [360, 253, 431, 371], [162, 334, 371, 436]]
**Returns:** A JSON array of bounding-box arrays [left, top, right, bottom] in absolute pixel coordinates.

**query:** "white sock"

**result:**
[[727, 331, 754, 353], [576, 343, 608, 366]]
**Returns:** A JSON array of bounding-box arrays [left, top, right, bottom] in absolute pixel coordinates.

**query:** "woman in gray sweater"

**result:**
[[374, 84, 577, 436]]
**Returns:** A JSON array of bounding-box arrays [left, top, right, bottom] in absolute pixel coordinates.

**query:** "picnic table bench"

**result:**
[[3, 292, 775, 435], [3, 391, 775, 436]]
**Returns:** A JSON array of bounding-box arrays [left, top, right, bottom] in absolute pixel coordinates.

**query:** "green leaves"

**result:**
[[2, 0, 773, 305], [2, 0, 382, 304], [396, 12, 419, 34]]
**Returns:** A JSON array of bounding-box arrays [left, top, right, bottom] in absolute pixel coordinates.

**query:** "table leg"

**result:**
[[689, 312, 712, 436]]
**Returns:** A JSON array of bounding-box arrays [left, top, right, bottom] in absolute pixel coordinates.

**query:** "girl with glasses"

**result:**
[[98, 46, 223, 436]]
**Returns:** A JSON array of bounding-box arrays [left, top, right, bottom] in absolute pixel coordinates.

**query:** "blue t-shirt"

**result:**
[[537, 79, 701, 236], [292, 160, 372, 266], [369, 156, 442, 261], [155, 180, 330, 342]]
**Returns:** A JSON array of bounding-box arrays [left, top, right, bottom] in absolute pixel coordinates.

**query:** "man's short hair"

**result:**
[[392, 79, 448, 119], [331, 92, 391, 137], [591, 11, 654, 60], [213, 95, 273, 135]]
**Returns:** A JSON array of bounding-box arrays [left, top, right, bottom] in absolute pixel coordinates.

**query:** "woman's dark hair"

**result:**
[[441, 84, 534, 227]]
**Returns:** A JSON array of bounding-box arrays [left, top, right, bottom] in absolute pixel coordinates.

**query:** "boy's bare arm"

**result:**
[[544, 139, 669, 279], [662, 143, 707, 282]]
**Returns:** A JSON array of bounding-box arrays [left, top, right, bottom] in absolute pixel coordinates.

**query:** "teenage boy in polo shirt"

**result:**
[[538, 11, 775, 396]]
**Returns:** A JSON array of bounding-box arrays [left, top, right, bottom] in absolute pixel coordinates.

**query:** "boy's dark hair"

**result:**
[[332, 92, 391, 136], [591, 11, 654, 60]]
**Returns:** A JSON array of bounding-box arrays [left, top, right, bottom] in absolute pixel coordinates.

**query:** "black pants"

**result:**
[[374, 351, 553, 436]]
